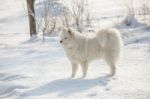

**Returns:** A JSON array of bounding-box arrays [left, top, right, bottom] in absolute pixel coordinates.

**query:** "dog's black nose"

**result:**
[[60, 40, 63, 43]]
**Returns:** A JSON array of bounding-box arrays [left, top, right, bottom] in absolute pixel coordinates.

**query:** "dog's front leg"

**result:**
[[81, 61, 88, 78], [71, 63, 78, 78]]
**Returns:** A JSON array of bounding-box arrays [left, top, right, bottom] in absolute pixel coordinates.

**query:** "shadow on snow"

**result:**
[[0, 73, 28, 98], [22, 76, 112, 97]]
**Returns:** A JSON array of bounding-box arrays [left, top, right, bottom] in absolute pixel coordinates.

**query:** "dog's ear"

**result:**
[[63, 27, 74, 36], [62, 27, 68, 32], [68, 28, 74, 36]]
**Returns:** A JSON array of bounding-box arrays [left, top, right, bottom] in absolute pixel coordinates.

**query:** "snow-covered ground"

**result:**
[[0, 0, 150, 99]]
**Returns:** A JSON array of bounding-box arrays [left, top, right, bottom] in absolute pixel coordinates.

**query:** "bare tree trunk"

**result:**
[[26, 0, 37, 37]]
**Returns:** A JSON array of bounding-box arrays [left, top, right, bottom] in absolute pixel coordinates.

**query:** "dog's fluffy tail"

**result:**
[[97, 28, 123, 63]]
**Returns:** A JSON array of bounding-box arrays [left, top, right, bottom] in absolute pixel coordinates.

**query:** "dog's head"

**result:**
[[59, 27, 75, 46]]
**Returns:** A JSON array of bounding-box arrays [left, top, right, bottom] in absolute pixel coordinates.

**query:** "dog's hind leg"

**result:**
[[81, 61, 88, 78], [109, 63, 116, 76], [71, 63, 78, 78], [104, 56, 116, 76]]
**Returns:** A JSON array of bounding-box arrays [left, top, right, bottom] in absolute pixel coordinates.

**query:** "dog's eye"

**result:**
[[65, 37, 67, 39]]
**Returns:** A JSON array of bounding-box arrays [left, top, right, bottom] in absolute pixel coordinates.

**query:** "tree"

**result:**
[[26, 0, 37, 37]]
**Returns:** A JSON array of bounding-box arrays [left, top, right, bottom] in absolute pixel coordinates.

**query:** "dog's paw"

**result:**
[[105, 73, 115, 78], [81, 75, 87, 79], [71, 74, 75, 78]]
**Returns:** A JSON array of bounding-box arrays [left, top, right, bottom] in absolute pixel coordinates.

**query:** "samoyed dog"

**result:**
[[60, 27, 123, 77]]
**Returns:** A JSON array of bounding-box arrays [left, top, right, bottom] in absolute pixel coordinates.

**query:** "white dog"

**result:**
[[60, 27, 123, 77]]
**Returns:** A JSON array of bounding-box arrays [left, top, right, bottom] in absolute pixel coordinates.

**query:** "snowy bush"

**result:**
[[138, 0, 150, 27], [62, 0, 93, 33], [122, 15, 139, 27], [122, 0, 138, 27]]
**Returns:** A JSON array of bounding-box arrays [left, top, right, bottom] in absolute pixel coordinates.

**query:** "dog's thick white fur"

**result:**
[[60, 27, 123, 77]]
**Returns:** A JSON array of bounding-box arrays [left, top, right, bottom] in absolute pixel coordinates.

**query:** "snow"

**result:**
[[0, 0, 150, 99]]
